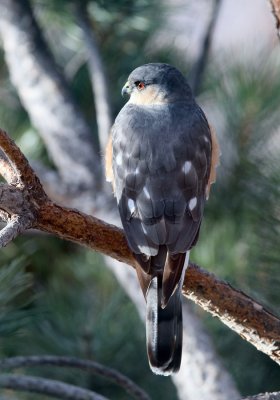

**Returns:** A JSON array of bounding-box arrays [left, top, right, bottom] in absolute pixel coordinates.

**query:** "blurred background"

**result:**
[[0, 0, 280, 399]]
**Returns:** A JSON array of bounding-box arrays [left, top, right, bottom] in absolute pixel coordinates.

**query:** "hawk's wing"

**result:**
[[111, 101, 212, 258]]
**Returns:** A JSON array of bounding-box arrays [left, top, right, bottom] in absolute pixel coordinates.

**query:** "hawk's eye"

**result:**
[[135, 81, 145, 90]]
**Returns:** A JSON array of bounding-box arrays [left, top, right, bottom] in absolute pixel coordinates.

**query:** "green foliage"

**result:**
[[0, 258, 34, 339], [192, 54, 280, 395], [0, 238, 175, 399]]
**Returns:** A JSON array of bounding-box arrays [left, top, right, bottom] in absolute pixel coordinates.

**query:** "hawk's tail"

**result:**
[[146, 268, 184, 376]]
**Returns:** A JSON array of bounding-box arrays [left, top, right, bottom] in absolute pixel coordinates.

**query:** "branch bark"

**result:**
[[0, 128, 279, 369]]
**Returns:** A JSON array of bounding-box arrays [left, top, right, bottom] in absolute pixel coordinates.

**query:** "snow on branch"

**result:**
[[0, 128, 279, 367]]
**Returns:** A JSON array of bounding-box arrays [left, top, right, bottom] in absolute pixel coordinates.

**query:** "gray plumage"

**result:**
[[111, 63, 212, 375]]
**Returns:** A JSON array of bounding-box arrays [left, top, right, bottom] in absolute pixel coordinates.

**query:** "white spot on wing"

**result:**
[[204, 136, 210, 143], [143, 186, 150, 199], [189, 197, 197, 211], [138, 245, 157, 256], [116, 153, 122, 166], [128, 199, 135, 214], [182, 161, 191, 174], [142, 223, 148, 234]]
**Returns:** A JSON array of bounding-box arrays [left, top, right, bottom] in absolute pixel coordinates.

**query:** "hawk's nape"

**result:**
[[105, 63, 217, 375]]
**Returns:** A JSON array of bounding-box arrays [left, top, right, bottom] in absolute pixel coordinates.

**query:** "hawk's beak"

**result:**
[[121, 81, 131, 97]]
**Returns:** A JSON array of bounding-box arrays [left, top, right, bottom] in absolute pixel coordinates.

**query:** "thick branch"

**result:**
[[270, 0, 280, 37], [0, 374, 108, 400], [0, 355, 150, 400]]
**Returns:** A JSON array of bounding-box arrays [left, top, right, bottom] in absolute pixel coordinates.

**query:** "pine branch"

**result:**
[[0, 374, 108, 400], [0, 128, 279, 367], [0, 355, 150, 400]]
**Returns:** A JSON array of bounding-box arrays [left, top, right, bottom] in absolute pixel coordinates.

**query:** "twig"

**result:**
[[270, 0, 280, 38], [0, 355, 150, 400], [0, 215, 31, 247], [0, 128, 279, 366], [189, 0, 222, 95], [0, 374, 108, 400]]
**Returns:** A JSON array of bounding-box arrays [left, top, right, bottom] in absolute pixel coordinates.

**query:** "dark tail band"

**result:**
[[146, 274, 183, 376]]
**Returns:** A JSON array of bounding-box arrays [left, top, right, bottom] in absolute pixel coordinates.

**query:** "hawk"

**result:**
[[105, 63, 219, 375]]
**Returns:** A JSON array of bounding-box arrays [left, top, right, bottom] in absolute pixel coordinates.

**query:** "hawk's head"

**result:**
[[122, 63, 192, 106]]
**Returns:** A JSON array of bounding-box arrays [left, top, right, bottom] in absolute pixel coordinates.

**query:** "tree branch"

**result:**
[[74, 2, 112, 154], [270, 0, 280, 38], [189, 0, 222, 95], [0, 355, 150, 400], [0, 374, 108, 400], [0, 128, 279, 367]]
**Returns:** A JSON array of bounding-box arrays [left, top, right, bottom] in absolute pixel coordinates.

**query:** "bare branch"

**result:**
[[0, 374, 108, 400], [75, 2, 112, 154], [0, 128, 279, 367], [0, 215, 32, 247], [189, 0, 222, 95], [0, 356, 150, 400], [270, 0, 280, 38]]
